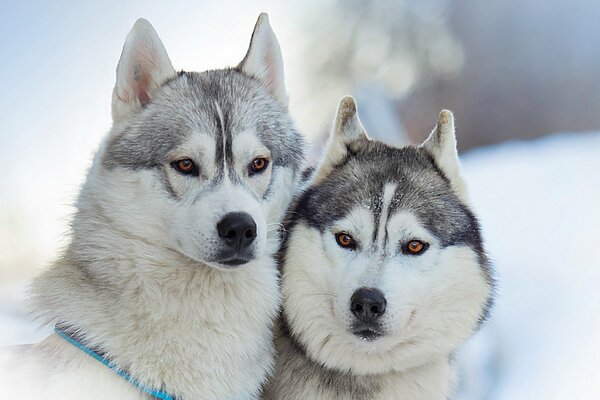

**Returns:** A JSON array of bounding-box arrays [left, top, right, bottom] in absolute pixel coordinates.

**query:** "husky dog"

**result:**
[[0, 14, 304, 400], [263, 97, 493, 400]]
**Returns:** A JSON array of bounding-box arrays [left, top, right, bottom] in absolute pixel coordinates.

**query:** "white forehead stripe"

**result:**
[[214, 101, 227, 171], [377, 183, 397, 251]]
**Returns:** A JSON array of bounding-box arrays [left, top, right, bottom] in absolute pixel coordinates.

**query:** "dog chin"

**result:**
[[200, 258, 250, 271]]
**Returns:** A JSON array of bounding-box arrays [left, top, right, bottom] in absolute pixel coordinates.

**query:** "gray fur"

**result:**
[[293, 139, 490, 280], [263, 320, 385, 400], [104, 69, 304, 190]]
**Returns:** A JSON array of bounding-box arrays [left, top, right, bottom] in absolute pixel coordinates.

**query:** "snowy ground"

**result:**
[[1, 132, 599, 398], [457, 132, 600, 399]]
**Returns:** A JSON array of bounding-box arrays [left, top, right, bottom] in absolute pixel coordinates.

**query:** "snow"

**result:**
[[1, 132, 599, 398], [0, 283, 51, 346], [457, 132, 600, 399]]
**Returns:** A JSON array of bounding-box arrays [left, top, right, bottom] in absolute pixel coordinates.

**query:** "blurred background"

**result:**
[[1, 0, 599, 398]]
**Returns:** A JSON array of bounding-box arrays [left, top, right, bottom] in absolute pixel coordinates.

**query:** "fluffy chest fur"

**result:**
[[1, 250, 280, 400], [262, 330, 453, 400]]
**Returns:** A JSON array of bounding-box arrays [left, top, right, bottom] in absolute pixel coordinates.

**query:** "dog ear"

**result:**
[[238, 13, 288, 106], [311, 96, 369, 185], [111, 19, 176, 123], [420, 110, 469, 203]]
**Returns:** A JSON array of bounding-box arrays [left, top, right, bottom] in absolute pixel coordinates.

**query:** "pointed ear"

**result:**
[[238, 13, 288, 106], [311, 96, 369, 185], [420, 110, 469, 203], [111, 18, 176, 123]]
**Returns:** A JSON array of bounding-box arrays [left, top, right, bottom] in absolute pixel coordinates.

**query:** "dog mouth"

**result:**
[[352, 324, 384, 341], [219, 257, 252, 267], [212, 248, 256, 268], [354, 329, 382, 341]]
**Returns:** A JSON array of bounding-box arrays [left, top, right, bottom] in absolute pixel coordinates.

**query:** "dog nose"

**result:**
[[350, 288, 387, 320], [217, 212, 257, 250]]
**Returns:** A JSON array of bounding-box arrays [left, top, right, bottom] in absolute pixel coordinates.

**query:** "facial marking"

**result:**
[[232, 130, 270, 165], [167, 132, 216, 182], [333, 207, 374, 251], [214, 101, 227, 171], [375, 183, 397, 253], [386, 211, 436, 256], [232, 129, 272, 198]]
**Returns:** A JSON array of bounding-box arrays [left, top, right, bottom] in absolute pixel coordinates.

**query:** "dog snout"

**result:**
[[217, 212, 257, 250], [350, 288, 387, 320]]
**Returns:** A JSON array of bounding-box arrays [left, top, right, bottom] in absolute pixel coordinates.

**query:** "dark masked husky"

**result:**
[[0, 14, 304, 400], [263, 97, 493, 400]]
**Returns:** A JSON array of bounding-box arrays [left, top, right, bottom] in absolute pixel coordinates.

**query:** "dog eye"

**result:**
[[171, 158, 198, 175], [403, 240, 429, 255], [335, 232, 356, 250], [249, 157, 270, 175]]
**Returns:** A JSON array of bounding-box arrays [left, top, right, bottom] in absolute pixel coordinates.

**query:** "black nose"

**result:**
[[217, 212, 257, 250], [350, 288, 387, 320]]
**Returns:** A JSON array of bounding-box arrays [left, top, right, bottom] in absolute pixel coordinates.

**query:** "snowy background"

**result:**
[[1, 1, 599, 399], [457, 133, 600, 399]]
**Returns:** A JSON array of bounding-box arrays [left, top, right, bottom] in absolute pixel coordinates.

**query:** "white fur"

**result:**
[[421, 110, 470, 203], [231, 129, 273, 198], [311, 96, 368, 185], [239, 13, 288, 106], [112, 18, 176, 123], [167, 132, 217, 179]]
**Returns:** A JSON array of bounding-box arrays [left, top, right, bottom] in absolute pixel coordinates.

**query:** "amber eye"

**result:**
[[171, 158, 197, 175], [335, 232, 356, 250], [404, 240, 428, 255], [249, 157, 270, 175]]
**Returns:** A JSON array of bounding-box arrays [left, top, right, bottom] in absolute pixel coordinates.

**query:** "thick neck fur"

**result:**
[[263, 320, 454, 400], [29, 166, 280, 400]]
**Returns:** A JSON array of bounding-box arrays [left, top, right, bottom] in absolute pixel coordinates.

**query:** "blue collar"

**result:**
[[54, 325, 175, 400]]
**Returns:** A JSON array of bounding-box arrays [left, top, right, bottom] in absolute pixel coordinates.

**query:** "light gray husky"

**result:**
[[263, 97, 493, 400], [0, 14, 304, 400]]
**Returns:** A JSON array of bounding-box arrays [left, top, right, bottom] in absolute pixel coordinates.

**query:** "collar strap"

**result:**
[[54, 325, 175, 400]]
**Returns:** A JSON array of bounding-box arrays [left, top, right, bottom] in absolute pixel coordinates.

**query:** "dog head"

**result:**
[[281, 96, 493, 374], [86, 15, 304, 269]]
